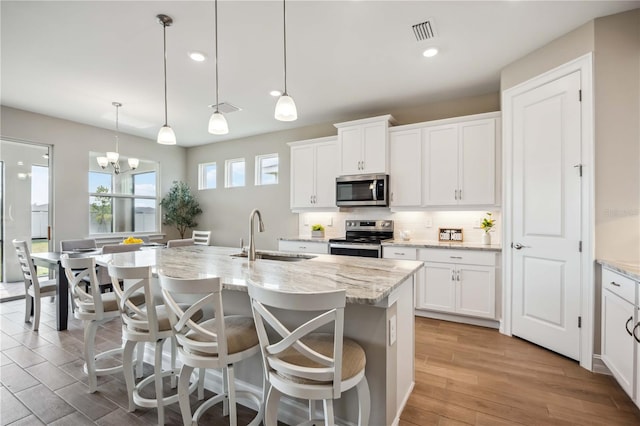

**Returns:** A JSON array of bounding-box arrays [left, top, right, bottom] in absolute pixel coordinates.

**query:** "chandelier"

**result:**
[[96, 102, 139, 174]]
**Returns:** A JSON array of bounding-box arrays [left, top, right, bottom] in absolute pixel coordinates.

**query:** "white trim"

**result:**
[[391, 381, 415, 426], [592, 355, 612, 376], [198, 161, 217, 190], [416, 309, 500, 329], [389, 111, 501, 133], [254, 153, 279, 186], [501, 53, 595, 370], [224, 157, 246, 188]]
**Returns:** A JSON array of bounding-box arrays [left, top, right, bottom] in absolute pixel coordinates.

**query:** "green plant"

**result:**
[[312, 224, 325, 232], [160, 181, 203, 239], [480, 212, 495, 233]]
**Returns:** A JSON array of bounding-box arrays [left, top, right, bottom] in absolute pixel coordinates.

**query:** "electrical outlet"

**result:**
[[473, 218, 482, 228], [389, 315, 397, 346], [424, 218, 433, 228]]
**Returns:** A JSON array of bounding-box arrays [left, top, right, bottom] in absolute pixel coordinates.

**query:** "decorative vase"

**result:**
[[312, 230, 325, 238], [482, 232, 491, 245]]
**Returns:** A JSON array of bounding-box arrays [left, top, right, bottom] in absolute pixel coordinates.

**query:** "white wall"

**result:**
[[1, 106, 187, 281]]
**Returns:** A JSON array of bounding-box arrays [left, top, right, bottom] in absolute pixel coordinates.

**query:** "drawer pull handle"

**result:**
[[633, 322, 640, 344], [450, 256, 462, 259], [299, 246, 307, 249], [625, 316, 634, 336], [610, 281, 621, 287], [395, 252, 405, 256]]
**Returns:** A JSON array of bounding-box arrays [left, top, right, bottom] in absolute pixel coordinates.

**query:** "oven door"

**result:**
[[329, 243, 381, 258], [336, 174, 388, 207]]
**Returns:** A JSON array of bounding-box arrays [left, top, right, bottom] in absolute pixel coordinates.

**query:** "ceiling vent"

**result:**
[[208, 102, 242, 114], [412, 19, 436, 41]]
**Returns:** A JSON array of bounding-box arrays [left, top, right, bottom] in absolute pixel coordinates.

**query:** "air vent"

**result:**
[[412, 19, 436, 41], [208, 102, 242, 114]]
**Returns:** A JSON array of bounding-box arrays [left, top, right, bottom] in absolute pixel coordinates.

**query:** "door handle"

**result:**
[[372, 179, 378, 201], [625, 316, 634, 336], [511, 243, 530, 250]]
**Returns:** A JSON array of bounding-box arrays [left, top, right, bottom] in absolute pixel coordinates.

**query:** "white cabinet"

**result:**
[[601, 267, 638, 399], [278, 240, 328, 254], [289, 137, 338, 210], [382, 246, 417, 259], [334, 115, 394, 175], [422, 117, 497, 206], [389, 129, 422, 207], [417, 249, 496, 319]]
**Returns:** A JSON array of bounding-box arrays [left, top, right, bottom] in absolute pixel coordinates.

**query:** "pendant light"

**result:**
[[208, 0, 229, 135], [97, 102, 139, 174], [274, 0, 297, 121], [156, 14, 176, 145]]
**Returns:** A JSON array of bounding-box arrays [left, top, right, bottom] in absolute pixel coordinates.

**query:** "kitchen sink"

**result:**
[[230, 251, 316, 262]]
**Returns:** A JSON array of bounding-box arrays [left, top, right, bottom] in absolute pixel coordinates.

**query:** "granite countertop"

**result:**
[[382, 239, 502, 252], [598, 259, 640, 281], [96, 246, 423, 305]]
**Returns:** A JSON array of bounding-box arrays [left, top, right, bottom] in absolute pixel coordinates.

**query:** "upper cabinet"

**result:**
[[389, 129, 422, 207], [289, 137, 338, 211], [334, 115, 395, 175], [423, 117, 497, 206]]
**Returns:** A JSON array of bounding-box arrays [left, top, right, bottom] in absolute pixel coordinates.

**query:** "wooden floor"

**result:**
[[2, 297, 640, 425], [401, 317, 640, 426]]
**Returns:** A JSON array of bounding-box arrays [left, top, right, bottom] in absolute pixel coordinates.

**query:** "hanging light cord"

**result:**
[[283, 0, 288, 95], [162, 20, 169, 126], [114, 103, 119, 153], [214, 0, 220, 113]]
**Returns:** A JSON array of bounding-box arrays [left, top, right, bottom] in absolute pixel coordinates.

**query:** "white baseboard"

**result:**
[[415, 309, 500, 329], [391, 381, 415, 426], [592, 355, 611, 375]]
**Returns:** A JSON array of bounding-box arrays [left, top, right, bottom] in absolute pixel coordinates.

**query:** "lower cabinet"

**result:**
[[278, 240, 328, 254], [601, 267, 638, 401]]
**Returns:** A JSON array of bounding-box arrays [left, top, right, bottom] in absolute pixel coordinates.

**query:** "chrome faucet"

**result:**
[[248, 209, 265, 261]]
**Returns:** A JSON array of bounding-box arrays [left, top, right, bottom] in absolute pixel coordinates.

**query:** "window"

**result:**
[[89, 153, 158, 234], [198, 162, 217, 190], [255, 153, 279, 186], [225, 158, 245, 188]]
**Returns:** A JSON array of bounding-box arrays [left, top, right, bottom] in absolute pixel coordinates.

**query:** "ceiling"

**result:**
[[2, 1, 639, 147]]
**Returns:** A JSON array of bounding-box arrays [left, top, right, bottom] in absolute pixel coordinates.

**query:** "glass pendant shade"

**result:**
[[128, 158, 140, 169], [275, 94, 297, 121], [208, 111, 229, 135], [97, 156, 109, 168], [157, 125, 176, 145], [106, 151, 120, 163]]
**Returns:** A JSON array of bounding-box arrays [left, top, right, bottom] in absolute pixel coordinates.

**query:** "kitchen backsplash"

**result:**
[[298, 209, 502, 244]]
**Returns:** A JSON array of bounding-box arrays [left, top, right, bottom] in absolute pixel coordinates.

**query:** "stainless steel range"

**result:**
[[329, 220, 394, 258]]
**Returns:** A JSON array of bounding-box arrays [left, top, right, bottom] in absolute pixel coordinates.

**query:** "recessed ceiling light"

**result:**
[[17, 161, 24, 166], [423, 47, 439, 58], [270, 90, 282, 97], [189, 51, 206, 62]]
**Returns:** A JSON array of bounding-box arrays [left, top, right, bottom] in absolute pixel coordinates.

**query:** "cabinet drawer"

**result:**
[[418, 248, 496, 266], [602, 268, 636, 304], [278, 240, 328, 254], [383, 246, 417, 260]]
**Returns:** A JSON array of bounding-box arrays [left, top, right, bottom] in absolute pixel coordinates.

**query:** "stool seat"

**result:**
[[183, 316, 258, 355]]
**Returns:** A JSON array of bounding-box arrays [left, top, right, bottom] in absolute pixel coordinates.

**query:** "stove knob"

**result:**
[[383, 222, 389, 227]]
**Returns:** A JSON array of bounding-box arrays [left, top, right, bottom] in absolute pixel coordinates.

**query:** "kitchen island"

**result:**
[[97, 246, 422, 426]]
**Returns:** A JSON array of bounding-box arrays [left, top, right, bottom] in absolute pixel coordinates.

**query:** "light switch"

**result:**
[[424, 218, 433, 228], [389, 315, 397, 346]]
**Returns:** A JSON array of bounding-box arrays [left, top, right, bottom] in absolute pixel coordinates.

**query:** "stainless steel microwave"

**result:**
[[336, 174, 389, 207]]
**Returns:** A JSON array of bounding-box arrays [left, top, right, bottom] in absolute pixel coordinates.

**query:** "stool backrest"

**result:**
[[60, 239, 97, 252], [60, 255, 106, 319], [166, 238, 195, 248], [102, 244, 141, 254], [12, 240, 44, 296], [246, 281, 346, 398], [192, 230, 211, 246], [159, 274, 227, 358]]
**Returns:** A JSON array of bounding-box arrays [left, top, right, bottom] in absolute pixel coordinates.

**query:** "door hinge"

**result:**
[[578, 90, 582, 102], [578, 316, 582, 328], [579, 241, 582, 252]]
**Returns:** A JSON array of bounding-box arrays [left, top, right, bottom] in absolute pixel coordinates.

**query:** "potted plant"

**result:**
[[480, 212, 495, 245], [160, 181, 203, 239], [311, 224, 325, 238]]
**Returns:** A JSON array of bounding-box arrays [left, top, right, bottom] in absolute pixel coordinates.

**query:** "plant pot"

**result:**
[[311, 230, 325, 238], [482, 232, 491, 245]]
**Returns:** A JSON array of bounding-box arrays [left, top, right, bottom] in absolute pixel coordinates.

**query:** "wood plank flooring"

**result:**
[[2, 296, 640, 425], [400, 317, 640, 426]]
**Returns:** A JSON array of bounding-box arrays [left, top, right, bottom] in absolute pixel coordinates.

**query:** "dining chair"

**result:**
[[60, 238, 98, 252], [247, 281, 370, 426], [192, 230, 212, 246], [159, 273, 263, 426], [166, 238, 195, 248], [108, 264, 203, 425], [60, 255, 145, 393], [12, 240, 58, 332], [97, 243, 142, 288]]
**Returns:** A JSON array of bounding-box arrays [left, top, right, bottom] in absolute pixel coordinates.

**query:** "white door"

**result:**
[[389, 130, 421, 207], [601, 289, 635, 396], [422, 262, 456, 313], [314, 141, 338, 208], [361, 122, 386, 174], [511, 71, 582, 360], [423, 125, 458, 206], [338, 127, 362, 175], [459, 119, 495, 205], [290, 145, 315, 208], [456, 264, 496, 319]]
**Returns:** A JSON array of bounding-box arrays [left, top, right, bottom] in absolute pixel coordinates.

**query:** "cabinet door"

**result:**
[[456, 264, 495, 319], [423, 125, 459, 206], [290, 145, 315, 208], [601, 289, 635, 397], [389, 130, 421, 207], [459, 119, 495, 205], [420, 262, 456, 312], [361, 122, 387, 174], [339, 127, 362, 175], [314, 141, 338, 207]]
